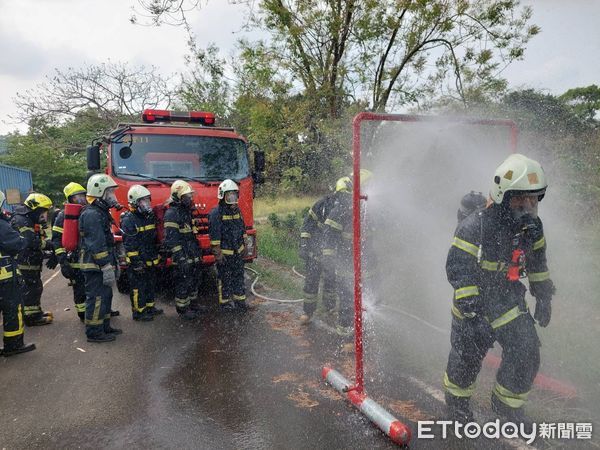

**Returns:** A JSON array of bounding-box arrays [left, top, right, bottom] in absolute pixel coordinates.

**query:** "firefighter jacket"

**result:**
[[78, 201, 116, 271], [120, 209, 160, 268], [11, 206, 50, 271], [163, 201, 201, 265], [447, 204, 553, 329], [322, 193, 353, 262], [300, 193, 339, 252], [0, 214, 25, 283], [51, 209, 81, 267], [208, 204, 246, 256]]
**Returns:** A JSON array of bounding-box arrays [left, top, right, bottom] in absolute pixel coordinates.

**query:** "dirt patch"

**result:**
[[273, 372, 302, 384], [386, 399, 433, 422], [265, 311, 306, 339], [287, 390, 320, 409]]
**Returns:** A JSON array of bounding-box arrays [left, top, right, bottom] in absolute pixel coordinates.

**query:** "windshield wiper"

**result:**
[[118, 172, 171, 186], [157, 175, 219, 185]]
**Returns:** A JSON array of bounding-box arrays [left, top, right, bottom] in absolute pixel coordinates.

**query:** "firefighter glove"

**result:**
[[101, 264, 116, 286], [212, 245, 223, 264], [60, 262, 75, 279], [534, 296, 552, 327], [298, 238, 310, 260], [131, 261, 145, 273], [45, 252, 58, 270]]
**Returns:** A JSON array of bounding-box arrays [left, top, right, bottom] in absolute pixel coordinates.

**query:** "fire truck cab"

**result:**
[[86, 109, 265, 293]]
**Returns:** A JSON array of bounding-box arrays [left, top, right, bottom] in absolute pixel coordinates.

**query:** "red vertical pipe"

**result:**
[[352, 113, 365, 394]]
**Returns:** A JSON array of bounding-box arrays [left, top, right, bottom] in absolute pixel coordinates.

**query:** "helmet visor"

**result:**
[[137, 197, 152, 214], [224, 191, 239, 205]]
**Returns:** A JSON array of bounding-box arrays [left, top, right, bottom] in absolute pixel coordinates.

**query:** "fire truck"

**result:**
[[85, 109, 265, 292]]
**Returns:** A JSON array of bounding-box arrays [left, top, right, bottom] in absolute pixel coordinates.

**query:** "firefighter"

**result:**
[[164, 180, 204, 320], [443, 154, 555, 424], [209, 179, 248, 312], [121, 185, 163, 321], [0, 190, 36, 356], [79, 174, 122, 342], [297, 180, 345, 324], [322, 170, 372, 339], [52, 182, 88, 321], [11, 192, 55, 326]]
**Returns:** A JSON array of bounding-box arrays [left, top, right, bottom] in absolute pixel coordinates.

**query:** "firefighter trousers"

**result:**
[[173, 265, 199, 313], [217, 254, 245, 305], [69, 269, 86, 319], [0, 279, 25, 351], [302, 255, 336, 316], [20, 268, 43, 324], [444, 310, 540, 410], [128, 266, 156, 317], [336, 265, 354, 329], [83, 271, 113, 338]]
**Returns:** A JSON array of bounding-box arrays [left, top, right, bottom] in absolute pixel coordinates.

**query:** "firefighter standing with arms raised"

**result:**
[[298, 179, 345, 324], [121, 185, 163, 321], [163, 180, 204, 320], [52, 182, 88, 321], [0, 190, 36, 356], [322, 170, 372, 339], [11, 192, 55, 326], [443, 154, 555, 424], [209, 179, 248, 311], [79, 174, 122, 342]]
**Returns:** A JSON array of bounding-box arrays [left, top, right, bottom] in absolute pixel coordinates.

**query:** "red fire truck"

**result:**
[[86, 109, 265, 292]]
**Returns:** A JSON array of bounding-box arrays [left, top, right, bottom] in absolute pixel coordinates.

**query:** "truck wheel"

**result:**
[[116, 271, 130, 294]]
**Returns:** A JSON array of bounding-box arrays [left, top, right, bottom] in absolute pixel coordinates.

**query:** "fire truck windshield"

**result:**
[[112, 134, 250, 182]]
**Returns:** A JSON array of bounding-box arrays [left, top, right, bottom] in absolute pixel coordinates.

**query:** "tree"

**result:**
[[134, 0, 539, 117], [560, 85, 600, 124], [0, 110, 108, 202], [12, 62, 174, 125]]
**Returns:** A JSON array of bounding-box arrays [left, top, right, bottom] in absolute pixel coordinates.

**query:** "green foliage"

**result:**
[[0, 109, 110, 203], [559, 85, 600, 124]]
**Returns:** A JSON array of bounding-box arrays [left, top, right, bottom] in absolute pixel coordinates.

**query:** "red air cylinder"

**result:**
[[62, 203, 83, 252], [507, 248, 524, 281]]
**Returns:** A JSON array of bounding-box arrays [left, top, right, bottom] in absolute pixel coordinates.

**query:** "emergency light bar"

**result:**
[[142, 109, 216, 126]]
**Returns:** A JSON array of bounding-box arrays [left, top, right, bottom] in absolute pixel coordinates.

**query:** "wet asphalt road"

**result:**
[[0, 266, 595, 449]]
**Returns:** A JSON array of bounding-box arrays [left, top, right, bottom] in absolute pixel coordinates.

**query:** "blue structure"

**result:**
[[0, 163, 33, 212]]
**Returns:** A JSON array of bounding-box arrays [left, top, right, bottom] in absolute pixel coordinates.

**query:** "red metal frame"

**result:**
[[351, 112, 518, 394]]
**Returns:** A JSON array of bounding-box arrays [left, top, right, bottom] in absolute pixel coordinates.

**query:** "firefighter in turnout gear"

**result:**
[[164, 180, 204, 320], [322, 170, 372, 338], [209, 179, 248, 312], [121, 185, 162, 321], [11, 192, 54, 326], [79, 174, 122, 342], [298, 182, 343, 324], [52, 182, 88, 321], [443, 154, 555, 424], [0, 191, 36, 356]]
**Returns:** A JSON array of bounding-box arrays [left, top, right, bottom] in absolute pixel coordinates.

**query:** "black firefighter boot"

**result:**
[[2, 342, 36, 357], [104, 319, 123, 336], [491, 393, 534, 432], [445, 392, 475, 423]]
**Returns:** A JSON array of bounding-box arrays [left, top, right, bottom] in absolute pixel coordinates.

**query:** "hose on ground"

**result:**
[[245, 266, 305, 303]]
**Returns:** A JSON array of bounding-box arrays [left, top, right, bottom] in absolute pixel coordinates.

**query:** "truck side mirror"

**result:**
[[87, 145, 101, 171], [254, 150, 265, 173]]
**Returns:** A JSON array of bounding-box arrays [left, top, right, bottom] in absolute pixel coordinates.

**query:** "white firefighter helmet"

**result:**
[[490, 153, 547, 204], [170, 180, 194, 199], [335, 177, 351, 193], [217, 179, 239, 200], [127, 185, 151, 206], [87, 174, 118, 198], [0, 190, 5, 207]]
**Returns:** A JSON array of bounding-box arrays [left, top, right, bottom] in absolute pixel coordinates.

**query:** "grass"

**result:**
[[255, 221, 303, 268], [254, 195, 318, 218]]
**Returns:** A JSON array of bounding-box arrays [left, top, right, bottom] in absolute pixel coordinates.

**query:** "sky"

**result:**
[[0, 0, 598, 135]]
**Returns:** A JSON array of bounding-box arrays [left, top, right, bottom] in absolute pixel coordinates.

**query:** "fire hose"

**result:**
[[244, 266, 305, 304]]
